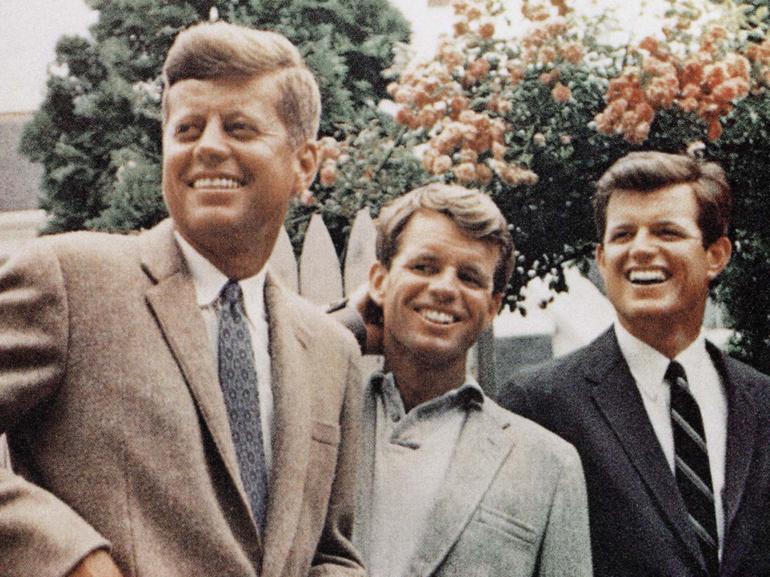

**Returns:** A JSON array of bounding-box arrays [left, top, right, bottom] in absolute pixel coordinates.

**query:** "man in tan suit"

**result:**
[[0, 22, 364, 577]]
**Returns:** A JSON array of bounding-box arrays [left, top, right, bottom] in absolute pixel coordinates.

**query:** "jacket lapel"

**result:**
[[259, 274, 314, 577], [140, 220, 248, 516], [353, 375, 379, 563], [713, 345, 757, 535], [407, 402, 515, 577], [587, 329, 705, 570]]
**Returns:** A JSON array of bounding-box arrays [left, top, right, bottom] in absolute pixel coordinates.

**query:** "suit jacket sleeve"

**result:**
[[328, 305, 366, 353], [309, 346, 366, 577], [538, 444, 592, 577], [0, 242, 110, 577], [498, 375, 537, 421]]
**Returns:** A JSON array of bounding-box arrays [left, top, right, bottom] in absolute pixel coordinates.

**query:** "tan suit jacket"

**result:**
[[0, 219, 364, 577]]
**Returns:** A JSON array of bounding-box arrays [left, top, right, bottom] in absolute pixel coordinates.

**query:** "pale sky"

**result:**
[[0, 0, 695, 115], [0, 0, 97, 113], [0, 0, 443, 114]]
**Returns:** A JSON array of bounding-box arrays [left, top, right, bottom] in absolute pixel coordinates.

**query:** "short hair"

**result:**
[[161, 21, 321, 146], [593, 151, 732, 247], [375, 184, 515, 295]]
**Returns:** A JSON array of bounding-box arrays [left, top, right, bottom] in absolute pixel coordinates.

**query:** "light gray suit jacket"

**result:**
[[353, 377, 592, 577], [0, 219, 364, 577]]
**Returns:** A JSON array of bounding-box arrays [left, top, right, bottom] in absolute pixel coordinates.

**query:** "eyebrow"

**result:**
[[459, 261, 485, 274], [608, 218, 689, 228], [406, 251, 438, 261]]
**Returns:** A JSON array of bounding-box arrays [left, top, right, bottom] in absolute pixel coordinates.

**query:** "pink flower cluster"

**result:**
[[746, 38, 770, 87], [420, 112, 537, 187], [595, 29, 752, 143], [316, 136, 347, 189], [521, 19, 583, 68], [384, 0, 583, 187]]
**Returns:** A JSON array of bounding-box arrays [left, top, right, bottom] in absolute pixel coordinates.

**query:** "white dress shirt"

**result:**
[[367, 371, 484, 577], [615, 321, 727, 553], [175, 232, 274, 476]]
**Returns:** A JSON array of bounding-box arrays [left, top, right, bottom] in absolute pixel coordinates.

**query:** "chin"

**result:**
[[413, 343, 465, 366], [621, 305, 680, 327]]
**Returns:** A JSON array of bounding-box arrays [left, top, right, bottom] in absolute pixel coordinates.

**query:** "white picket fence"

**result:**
[[268, 209, 377, 304]]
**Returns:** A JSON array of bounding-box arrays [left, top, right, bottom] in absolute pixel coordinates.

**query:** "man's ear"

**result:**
[[706, 236, 732, 281], [292, 139, 319, 197], [368, 261, 388, 307], [484, 292, 504, 328], [595, 242, 607, 279]]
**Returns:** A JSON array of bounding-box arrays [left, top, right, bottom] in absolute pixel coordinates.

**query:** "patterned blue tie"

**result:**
[[218, 280, 268, 530]]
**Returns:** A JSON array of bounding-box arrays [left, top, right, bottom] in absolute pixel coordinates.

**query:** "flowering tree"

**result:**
[[311, 0, 770, 371]]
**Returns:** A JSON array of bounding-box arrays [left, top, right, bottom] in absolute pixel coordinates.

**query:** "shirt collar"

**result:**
[[614, 320, 709, 398], [174, 232, 267, 318], [370, 371, 484, 421]]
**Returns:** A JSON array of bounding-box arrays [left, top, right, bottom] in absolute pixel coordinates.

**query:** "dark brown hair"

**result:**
[[594, 151, 732, 247]]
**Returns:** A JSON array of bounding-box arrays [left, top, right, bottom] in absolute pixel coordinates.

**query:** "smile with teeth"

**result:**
[[419, 308, 457, 325], [191, 177, 243, 189], [627, 269, 670, 285]]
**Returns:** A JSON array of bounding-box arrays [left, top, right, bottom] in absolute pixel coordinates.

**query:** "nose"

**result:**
[[194, 120, 229, 165], [628, 229, 657, 260], [428, 268, 459, 301]]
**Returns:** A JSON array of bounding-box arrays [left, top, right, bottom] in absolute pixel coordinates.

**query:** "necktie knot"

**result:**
[[665, 360, 688, 391], [221, 280, 243, 306]]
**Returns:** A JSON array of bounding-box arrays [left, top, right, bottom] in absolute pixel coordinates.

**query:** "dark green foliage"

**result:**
[[21, 0, 410, 234], [287, 107, 430, 258], [707, 91, 770, 368], [718, 232, 770, 373], [487, 66, 620, 300]]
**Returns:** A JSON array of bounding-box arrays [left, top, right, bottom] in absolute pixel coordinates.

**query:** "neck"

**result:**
[[620, 314, 703, 360], [209, 252, 268, 280], [181, 224, 278, 280], [383, 346, 467, 413]]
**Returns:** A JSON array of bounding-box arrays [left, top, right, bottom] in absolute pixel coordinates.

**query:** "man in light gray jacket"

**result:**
[[341, 183, 592, 577]]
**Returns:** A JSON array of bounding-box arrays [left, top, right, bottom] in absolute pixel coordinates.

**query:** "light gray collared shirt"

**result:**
[[615, 321, 727, 552], [367, 371, 483, 577]]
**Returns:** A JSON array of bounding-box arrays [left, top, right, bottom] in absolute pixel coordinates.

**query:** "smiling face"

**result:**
[[596, 183, 731, 351], [162, 74, 317, 277], [370, 210, 502, 374]]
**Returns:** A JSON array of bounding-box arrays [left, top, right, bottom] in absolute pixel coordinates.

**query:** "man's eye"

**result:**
[[609, 231, 630, 242], [658, 228, 682, 239], [175, 124, 200, 138], [460, 272, 485, 288], [411, 263, 435, 273], [228, 122, 255, 136]]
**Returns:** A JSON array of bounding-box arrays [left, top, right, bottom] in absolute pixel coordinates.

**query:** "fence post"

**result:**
[[342, 209, 383, 373], [299, 214, 344, 305], [343, 209, 377, 295], [267, 226, 298, 292], [0, 434, 9, 470]]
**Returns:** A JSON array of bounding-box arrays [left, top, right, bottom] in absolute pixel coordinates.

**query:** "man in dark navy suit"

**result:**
[[499, 151, 770, 577]]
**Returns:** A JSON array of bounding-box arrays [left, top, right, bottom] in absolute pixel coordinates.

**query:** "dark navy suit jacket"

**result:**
[[499, 328, 770, 577]]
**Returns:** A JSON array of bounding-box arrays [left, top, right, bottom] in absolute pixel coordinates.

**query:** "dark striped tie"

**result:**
[[218, 280, 269, 530], [666, 361, 719, 576]]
